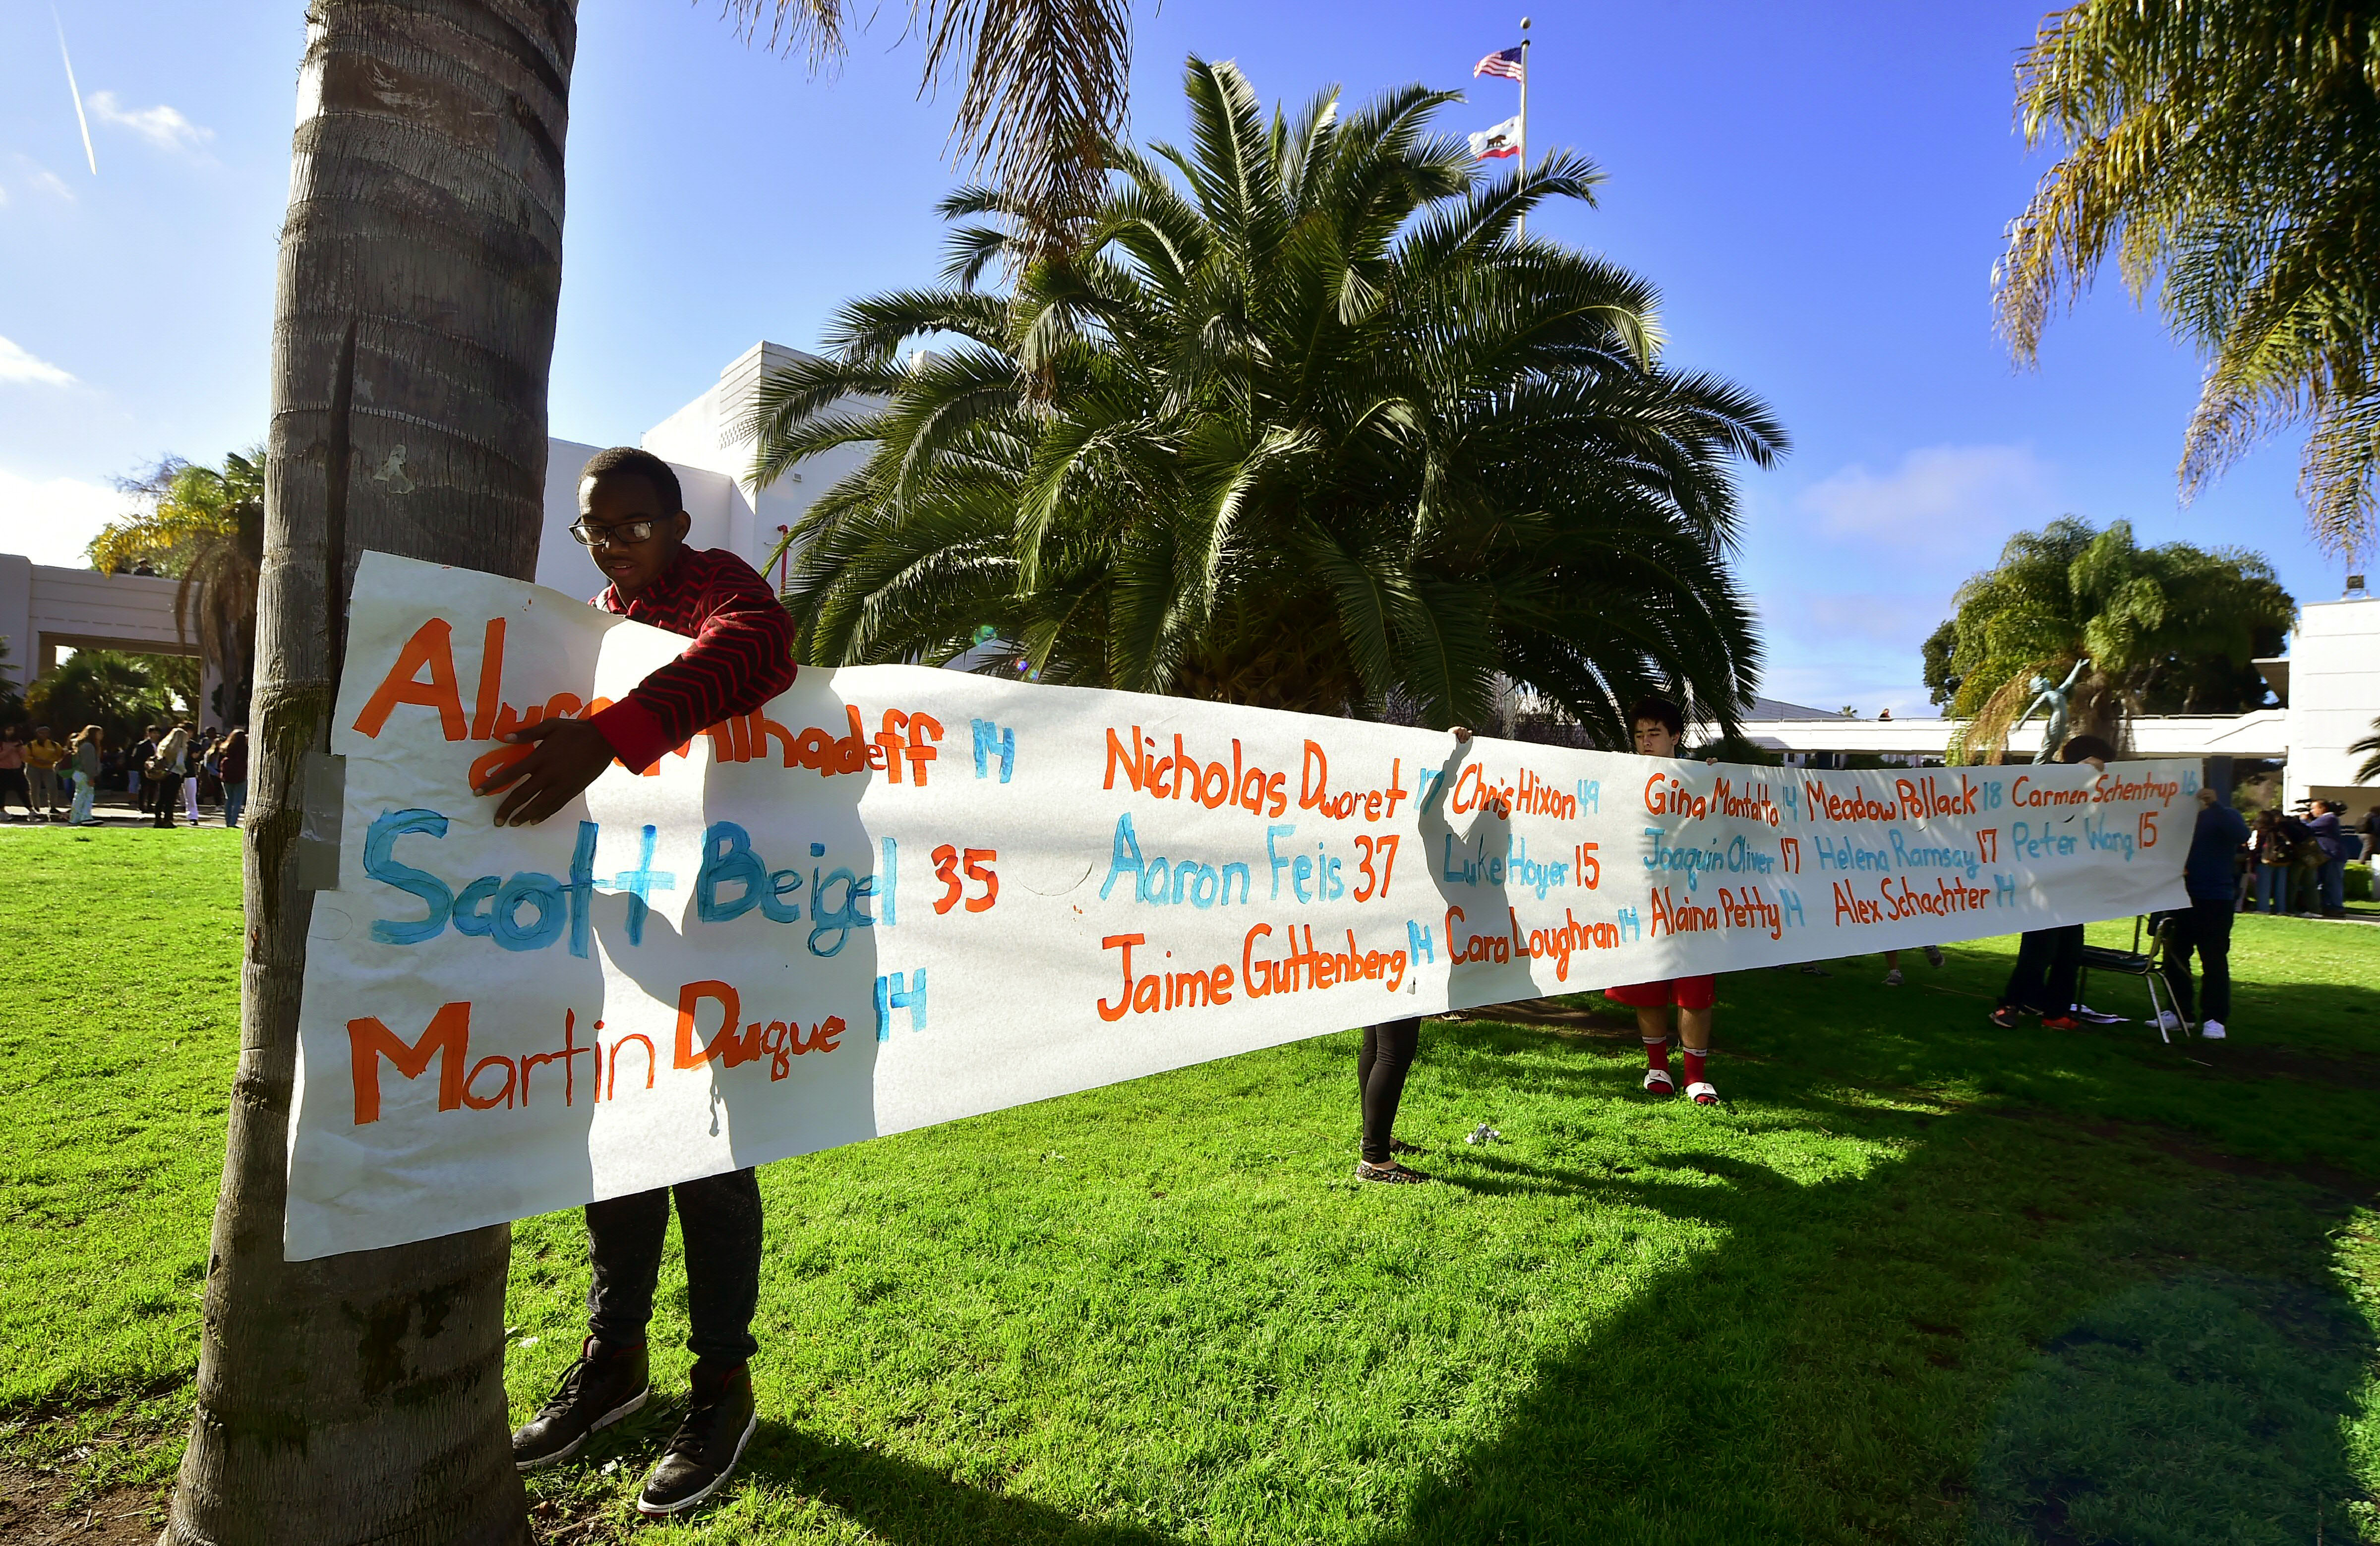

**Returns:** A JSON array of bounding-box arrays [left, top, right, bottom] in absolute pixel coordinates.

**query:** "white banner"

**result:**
[[285, 554, 2193, 1258]]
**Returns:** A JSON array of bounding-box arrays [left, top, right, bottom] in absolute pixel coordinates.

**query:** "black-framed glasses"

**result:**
[[569, 518, 657, 548]]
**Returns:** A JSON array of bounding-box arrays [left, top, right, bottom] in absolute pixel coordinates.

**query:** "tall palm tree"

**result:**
[[749, 59, 1783, 740], [181, 4, 1129, 1545], [1997, 0, 2380, 563], [89, 451, 265, 723], [1942, 517, 2295, 762]]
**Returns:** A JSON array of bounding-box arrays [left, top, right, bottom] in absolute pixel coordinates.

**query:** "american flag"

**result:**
[[1474, 46, 1525, 82]]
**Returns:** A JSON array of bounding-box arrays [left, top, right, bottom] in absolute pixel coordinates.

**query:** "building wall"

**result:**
[[633, 339, 872, 591], [2284, 594, 2380, 815], [0, 556, 219, 722]]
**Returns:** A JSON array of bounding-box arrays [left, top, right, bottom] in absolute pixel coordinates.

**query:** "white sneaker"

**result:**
[[2154, 1011, 2184, 1033], [1883, 968, 1903, 986], [2200, 1020, 2226, 1040]]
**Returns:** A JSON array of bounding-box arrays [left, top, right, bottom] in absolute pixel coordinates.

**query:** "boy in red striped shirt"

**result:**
[[1603, 695, 1725, 1105], [478, 446, 793, 1517]]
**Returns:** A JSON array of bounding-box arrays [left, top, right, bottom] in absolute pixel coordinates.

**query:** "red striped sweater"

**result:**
[[585, 546, 798, 773]]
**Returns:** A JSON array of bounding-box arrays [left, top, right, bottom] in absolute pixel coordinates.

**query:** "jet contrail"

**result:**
[[54, 7, 97, 175]]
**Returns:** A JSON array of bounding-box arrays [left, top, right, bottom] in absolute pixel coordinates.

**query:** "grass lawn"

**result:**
[[4, 824, 2380, 1544]]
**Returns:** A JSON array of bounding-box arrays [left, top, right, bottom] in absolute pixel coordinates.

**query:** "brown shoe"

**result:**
[[511, 1336, 650, 1471]]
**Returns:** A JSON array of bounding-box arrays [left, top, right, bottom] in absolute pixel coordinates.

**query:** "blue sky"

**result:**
[[0, 0, 2355, 714]]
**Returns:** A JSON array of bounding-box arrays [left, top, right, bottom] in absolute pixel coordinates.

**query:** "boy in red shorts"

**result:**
[[1605, 696, 1722, 1105]]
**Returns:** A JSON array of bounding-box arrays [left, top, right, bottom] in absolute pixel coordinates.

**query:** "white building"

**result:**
[[539, 339, 870, 595], [0, 558, 222, 721]]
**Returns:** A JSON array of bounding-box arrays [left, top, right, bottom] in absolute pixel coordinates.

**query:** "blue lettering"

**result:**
[[364, 808, 452, 945]]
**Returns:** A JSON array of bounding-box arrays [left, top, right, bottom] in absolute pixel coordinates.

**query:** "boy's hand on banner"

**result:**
[[1450, 725, 1472, 743], [475, 718, 618, 826]]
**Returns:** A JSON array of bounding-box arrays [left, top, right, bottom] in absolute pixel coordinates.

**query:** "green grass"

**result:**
[[5, 824, 2380, 1543]]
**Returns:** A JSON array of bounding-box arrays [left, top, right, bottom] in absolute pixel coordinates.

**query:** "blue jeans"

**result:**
[[68, 772, 96, 824], [2254, 865, 2287, 912], [2320, 858, 2347, 913], [223, 781, 247, 827]]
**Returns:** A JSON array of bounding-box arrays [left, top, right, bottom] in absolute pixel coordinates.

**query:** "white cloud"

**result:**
[[0, 336, 76, 387], [0, 467, 138, 567], [85, 91, 214, 157], [1794, 443, 2059, 553], [21, 162, 75, 201]]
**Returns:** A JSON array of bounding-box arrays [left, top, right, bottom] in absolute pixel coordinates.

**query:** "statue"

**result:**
[[2014, 658, 2090, 763]]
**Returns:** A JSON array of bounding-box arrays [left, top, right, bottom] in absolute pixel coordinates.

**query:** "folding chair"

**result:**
[[2078, 914, 2191, 1044]]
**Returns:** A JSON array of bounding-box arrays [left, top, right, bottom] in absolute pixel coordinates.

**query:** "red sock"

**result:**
[[1643, 1036, 1670, 1073], [1681, 1046, 1708, 1086]]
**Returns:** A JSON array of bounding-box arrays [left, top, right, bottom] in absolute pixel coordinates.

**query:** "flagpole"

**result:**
[[1516, 17, 1532, 239]]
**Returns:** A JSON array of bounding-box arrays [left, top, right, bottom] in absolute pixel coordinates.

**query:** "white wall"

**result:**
[[2282, 594, 2380, 813], [545, 340, 871, 595]]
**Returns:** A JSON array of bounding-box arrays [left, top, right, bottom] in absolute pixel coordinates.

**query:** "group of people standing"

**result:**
[[0, 721, 249, 826], [1991, 740, 2372, 1042], [2248, 798, 2369, 919]]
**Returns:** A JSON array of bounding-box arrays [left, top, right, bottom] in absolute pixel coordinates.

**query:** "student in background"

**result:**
[[2154, 784, 2249, 1039], [1607, 696, 1726, 1105], [149, 723, 189, 829], [25, 727, 67, 820], [180, 723, 205, 824], [1990, 734, 2116, 1030], [2249, 809, 2292, 914], [2305, 799, 2350, 918], [128, 726, 159, 813], [2361, 805, 2379, 862], [0, 726, 28, 821], [66, 725, 104, 826], [218, 730, 249, 827]]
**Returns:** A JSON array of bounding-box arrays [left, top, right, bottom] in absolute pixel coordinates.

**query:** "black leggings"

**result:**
[[585, 1167, 763, 1366], [1359, 1018, 1421, 1164], [1997, 925, 2083, 1015]]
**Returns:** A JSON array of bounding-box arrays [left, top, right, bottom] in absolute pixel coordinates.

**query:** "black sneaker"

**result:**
[[638, 1361, 758, 1517], [511, 1336, 651, 1472]]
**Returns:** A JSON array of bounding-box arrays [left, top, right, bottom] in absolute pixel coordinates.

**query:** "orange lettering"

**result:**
[[352, 618, 467, 739], [674, 980, 744, 1068], [348, 1002, 471, 1124]]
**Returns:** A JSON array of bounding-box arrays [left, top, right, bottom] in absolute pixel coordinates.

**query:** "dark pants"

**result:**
[[2319, 858, 2347, 914], [150, 772, 183, 826], [2157, 898, 2233, 1023], [1998, 925, 2084, 1015], [586, 1168, 763, 1366], [1358, 1018, 1421, 1164]]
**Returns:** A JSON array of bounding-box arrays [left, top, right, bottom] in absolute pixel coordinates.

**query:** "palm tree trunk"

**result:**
[[166, 4, 574, 1543]]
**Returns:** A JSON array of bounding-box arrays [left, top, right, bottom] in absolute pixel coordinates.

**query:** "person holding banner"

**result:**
[[479, 446, 796, 1518], [1603, 697, 1727, 1106], [1989, 734, 2115, 1031], [1355, 725, 1474, 1184]]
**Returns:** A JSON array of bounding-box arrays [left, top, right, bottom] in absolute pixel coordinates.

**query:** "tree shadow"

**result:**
[[729, 1420, 1185, 1546], [1359, 1028, 2376, 1546]]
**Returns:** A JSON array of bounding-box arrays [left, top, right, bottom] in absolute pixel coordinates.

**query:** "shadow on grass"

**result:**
[[1367, 1013, 2376, 1546], [732, 1423, 1184, 1546]]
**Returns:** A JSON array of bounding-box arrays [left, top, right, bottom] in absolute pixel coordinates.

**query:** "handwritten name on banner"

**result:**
[[284, 554, 2192, 1258]]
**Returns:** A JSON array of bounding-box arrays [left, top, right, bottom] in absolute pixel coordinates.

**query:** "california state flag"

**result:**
[[1468, 116, 1521, 159]]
